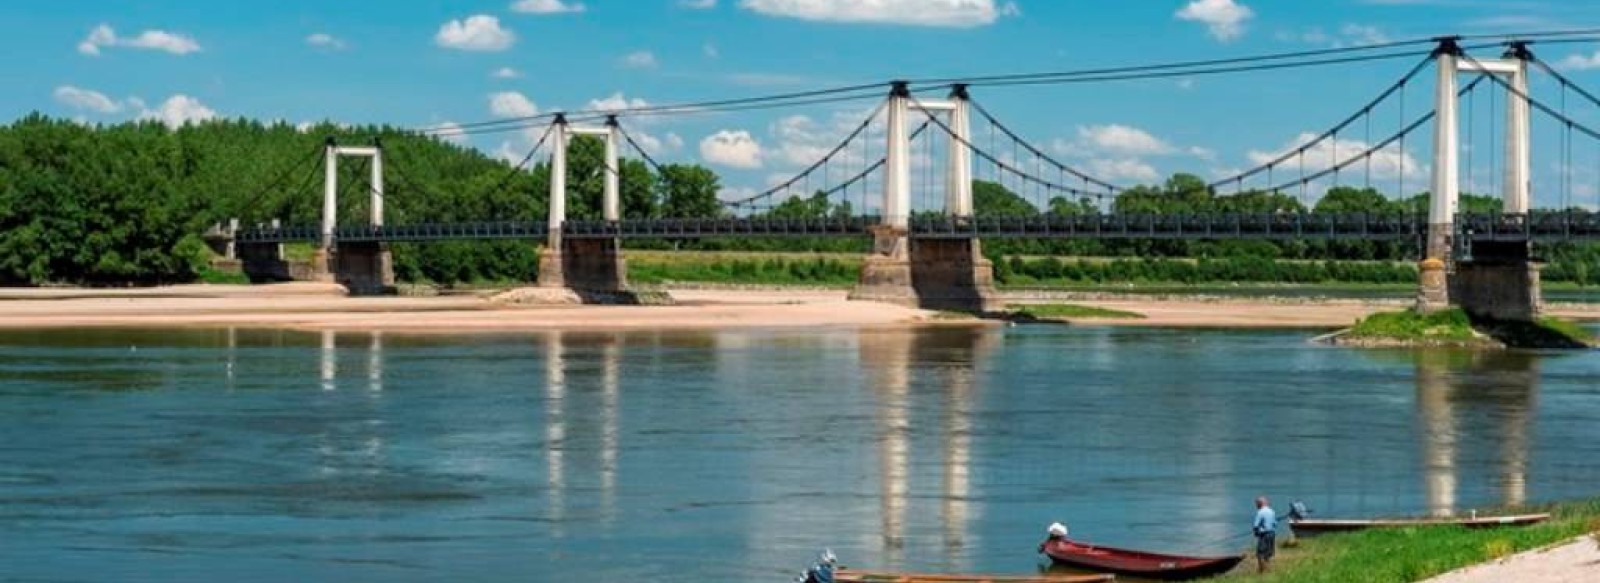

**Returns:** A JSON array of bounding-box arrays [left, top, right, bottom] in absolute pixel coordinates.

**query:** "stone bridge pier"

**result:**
[[1451, 241, 1541, 322], [849, 83, 1002, 313]]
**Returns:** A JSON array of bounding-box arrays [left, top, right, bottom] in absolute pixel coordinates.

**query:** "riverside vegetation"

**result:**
[[9, 115, 1600, 288], [1216, 497, 1600, 583]]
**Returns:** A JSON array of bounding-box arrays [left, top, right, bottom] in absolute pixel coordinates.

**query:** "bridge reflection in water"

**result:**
[[1414, 351, 1538, 518]]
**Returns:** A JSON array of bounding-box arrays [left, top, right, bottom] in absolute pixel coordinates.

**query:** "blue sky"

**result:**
[[8, 0, 1600, 208]]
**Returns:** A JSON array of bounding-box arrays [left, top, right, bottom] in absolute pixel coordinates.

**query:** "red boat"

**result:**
[[1040, 539, 1244, 581]]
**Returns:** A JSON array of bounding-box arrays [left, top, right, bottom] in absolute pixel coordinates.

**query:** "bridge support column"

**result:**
[[1418, 39, 1462, 314], [1451, 241, 1541, 322], [333, 241, 396, 295]]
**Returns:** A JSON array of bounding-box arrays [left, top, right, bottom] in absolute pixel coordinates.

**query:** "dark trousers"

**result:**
[[1255, 531, 1276, 560]]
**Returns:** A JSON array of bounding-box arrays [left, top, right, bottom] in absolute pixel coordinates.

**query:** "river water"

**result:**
[[2, 326, 1598, 582]]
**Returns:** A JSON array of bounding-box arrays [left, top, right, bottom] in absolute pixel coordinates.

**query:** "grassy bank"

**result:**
[[1010, 303, 1145, 320], [1218, 497, 1600, 582], [1344, 308, 1596, 348]]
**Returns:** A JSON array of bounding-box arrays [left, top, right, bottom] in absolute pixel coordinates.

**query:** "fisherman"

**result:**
[[1252, 496, 1277, 574], [801, 549, 837, 583], [1037, 522, 1069, 553]]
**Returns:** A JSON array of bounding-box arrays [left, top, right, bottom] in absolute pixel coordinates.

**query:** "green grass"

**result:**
[[1536, 316, 1598, 345], [625, 253, 861, 286], [1009, 303, 1145, 320], [195, 267, 250, 285], [1217, 498, 1600, 582], [1347, 309, 1479, 342]]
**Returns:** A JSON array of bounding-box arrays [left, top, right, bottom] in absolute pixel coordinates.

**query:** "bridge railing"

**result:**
[[564, 216, 876, 238], [228, 211, 1600, 243], [911, 212, 1430, 240]]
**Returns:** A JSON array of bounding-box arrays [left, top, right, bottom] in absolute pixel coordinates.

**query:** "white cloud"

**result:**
[[512, 0, 587, 14], [620, 50, 659, 69], [738, 0, 1014, 28], [682, 0, 718, 7], [492, 67, 523, 79], [703, 42, 720, 58], [489, 91, 540, 118], [718, 186, 759, 202], [1087, 158, 1161, 183], [139, 95, 218, 128], [1558, 51, 1600, 71], [306, 33, 346, 50], [78, 24, 201, 56], [1175, 0, 1254, 42], [586, 92, 651, 115], [701, 130, 764, 168], [1067, 125, 1174, 157], [435, 15, 515, 51], [1285, 23, 1390, 48], [53, 86, 125, 114], [1247, 132, 1423, 183]]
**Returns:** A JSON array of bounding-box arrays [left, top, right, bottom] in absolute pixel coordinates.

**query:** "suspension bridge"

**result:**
[[208, 34, 1600, 319]]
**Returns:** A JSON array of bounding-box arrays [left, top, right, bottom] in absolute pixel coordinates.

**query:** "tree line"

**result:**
[[2, 114, 1597, 286]]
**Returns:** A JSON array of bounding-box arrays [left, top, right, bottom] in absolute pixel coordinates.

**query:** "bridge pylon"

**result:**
[[1421, 38, 1540, 321], [537, 114, 633, 300], [310, 138, 394, 294], [850, 83, 1002, 313]]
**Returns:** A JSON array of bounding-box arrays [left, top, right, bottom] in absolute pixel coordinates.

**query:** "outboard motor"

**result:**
[[1289, 501, 1311, 521]]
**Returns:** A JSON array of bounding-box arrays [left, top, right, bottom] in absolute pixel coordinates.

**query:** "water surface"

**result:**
[[2, 326, 1598, 582]]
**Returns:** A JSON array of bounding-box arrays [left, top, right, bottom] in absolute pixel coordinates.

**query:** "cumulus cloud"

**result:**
[[701, 130, 764, 168], [1057, 125, 1175, 158], [738, 0, 1017, 28], [620, 50, 658, 69], [511, 0, 586, 14], [306, 33, 346, 50], [489, 91, 539, 118], [1558, 51, 1600, 71], [436, 15, 515, 51], [53, 86, 125, 114], [78, 24, 201, 56], [1086, 158, 1162, 183], [682, 0, 718, 8], [1247, 132, 1424, 184], [492, 67, 523, 79], [1176, 0, 1254, 42], [139, 95, 218, 128]]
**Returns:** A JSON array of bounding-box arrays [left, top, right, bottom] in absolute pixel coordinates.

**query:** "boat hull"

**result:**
[[1042, 540, 1244, 581], [1290, 513, 1551, 536]]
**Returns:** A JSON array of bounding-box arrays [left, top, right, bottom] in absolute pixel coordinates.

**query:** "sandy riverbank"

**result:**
[[1423, 536, 1599, 583], [1, 284, 1597, 332]]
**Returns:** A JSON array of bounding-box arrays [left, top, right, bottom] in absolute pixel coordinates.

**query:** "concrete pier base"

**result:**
[[850, 227, 1002, 313], [332, 242, 395, 296], [537, 238, 640, 303], [1451, 241, 1541, 322]]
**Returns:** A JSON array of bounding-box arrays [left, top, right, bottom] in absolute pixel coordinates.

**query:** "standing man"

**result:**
[[1252, 496, 1277, 574]]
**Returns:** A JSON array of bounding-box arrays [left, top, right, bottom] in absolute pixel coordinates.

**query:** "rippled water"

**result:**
[[2, 326, 1598, 582]]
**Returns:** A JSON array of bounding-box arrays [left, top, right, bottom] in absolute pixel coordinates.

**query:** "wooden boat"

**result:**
[[1040, 539, 1243, 581], [836, 569, 1114, 583], [1289, 512, 1551, 535]]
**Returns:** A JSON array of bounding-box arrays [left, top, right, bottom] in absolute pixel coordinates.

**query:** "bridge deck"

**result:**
[[230, 212, 1600, 244]]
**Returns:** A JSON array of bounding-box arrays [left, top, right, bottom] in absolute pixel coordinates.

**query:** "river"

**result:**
[[2, 326, 1597, 582]]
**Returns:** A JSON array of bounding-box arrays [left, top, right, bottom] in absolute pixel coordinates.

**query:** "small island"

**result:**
[[1327, 308, 1597, 349]]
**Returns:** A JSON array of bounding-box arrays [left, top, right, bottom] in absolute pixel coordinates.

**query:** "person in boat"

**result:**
[[1037, 522, 1069, 553], [801, 549, 837, 583], [1252, 497, 1277, 574]]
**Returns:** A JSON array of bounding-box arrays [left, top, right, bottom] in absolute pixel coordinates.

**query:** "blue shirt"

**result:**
[[1254, 507, 1277, 534]]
